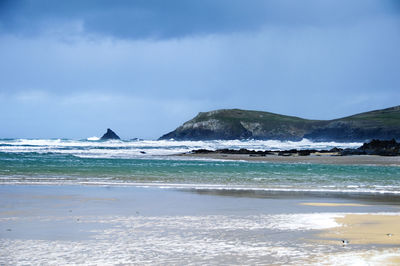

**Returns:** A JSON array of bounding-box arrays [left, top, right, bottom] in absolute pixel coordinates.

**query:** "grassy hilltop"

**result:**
[[159, 106, 400, 141]]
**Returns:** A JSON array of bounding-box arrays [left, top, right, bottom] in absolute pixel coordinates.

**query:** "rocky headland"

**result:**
[[160, 106, 400, 142]]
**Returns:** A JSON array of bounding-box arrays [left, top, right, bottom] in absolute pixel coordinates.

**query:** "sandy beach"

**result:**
[[1, 185, 400, 265], [309, 213, 400, 265], [178, 153, 400, 166], [318, 213, 400, 245]]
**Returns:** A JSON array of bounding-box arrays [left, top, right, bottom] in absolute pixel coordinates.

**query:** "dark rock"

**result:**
[[340, 139, 400, 156], [298, 150, 311, 156], [191, 140, 400, 157], [100, 128, 121, 140], [192, 149, 214, 154], [358, 139, 400, 156], [192, 148, 274, 155], [278, 151, 292, 156]]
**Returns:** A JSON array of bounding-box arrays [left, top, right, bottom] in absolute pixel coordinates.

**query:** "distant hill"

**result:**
[[159, 106, 400, 141]]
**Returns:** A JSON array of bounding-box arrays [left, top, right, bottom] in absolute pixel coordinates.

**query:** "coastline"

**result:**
[[176, 153, 400, 166], [1, 184, 400, 265], [309, 213, 400, 265], [318, 213, 400, 245], [1, 139, 400, 264]]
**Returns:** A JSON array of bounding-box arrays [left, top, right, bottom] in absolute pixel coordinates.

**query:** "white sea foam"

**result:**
[[0, 138, 362, 159], [312, 248, 400, 266], [0, 212, 343, 265], [9, 212, 398, 265], [1, 211, 398, 265], [87, 136, 100, 141]]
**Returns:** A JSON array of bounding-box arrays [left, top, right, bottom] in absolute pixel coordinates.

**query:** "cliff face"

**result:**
[[159, 106, 400, 141], [304, 106, 400, 141]]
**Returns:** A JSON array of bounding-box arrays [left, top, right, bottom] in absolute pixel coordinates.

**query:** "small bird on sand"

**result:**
[[341, 240, 349, 246], [386, 233, 393, 237]]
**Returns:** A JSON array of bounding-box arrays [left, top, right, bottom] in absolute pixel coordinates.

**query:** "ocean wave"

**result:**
[[87, 136, 100, 141], [0, 138, 362, 159]]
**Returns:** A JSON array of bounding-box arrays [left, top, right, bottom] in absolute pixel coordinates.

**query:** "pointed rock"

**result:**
[[100, 128, 120, 140]]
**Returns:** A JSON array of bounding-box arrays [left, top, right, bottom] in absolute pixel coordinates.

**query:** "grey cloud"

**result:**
[[0, 0, 399, 39], [1, 16, 399, 120], [1, 0, 400, 138]]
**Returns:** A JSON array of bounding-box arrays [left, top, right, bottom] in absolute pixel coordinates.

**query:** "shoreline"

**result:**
[[1, 185, 400, 265], [2, 182, 400, 200], [317, 213, 400, 245], [176, 153, 400, 166]]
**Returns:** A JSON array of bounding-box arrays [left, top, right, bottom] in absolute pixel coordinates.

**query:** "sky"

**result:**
[[0, 0, 399, 139]]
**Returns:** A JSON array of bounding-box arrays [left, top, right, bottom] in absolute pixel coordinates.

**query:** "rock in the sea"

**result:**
[[100, 128, 121, 140], [341, 139, 400, 156], [358, 139, 400, 156]]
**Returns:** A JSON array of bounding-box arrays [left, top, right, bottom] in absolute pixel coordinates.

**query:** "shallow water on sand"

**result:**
[[1, 185, 399, 265], [1, 151, 400, 195], [1, 139, 399, 264]]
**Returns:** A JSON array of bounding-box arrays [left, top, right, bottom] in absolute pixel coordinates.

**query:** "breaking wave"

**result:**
[[0, 138, 362, 159]]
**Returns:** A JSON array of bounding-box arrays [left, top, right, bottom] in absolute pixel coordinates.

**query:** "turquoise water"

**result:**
[[2, 139, 399, 265], [1, 151, 400, 193]]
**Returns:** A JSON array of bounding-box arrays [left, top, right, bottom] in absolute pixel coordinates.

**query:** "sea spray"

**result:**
[[0, 138, 362, 158]]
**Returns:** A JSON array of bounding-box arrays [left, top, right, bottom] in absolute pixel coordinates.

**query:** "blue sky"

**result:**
[[0, 0, 399, 139]]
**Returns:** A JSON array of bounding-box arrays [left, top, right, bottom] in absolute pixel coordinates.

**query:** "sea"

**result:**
[[0, 138, 399, 195], [1, 138, 400, 264]]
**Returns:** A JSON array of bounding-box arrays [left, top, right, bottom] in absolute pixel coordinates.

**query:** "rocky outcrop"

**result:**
[[160, 106, 400, 142], [190, 147, 341, 156], [100, 128, 120, 140], [341, 139, 400, 156], [189, 139, 400, 156]]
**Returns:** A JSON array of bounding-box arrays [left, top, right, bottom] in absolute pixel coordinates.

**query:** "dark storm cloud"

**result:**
[[1, 0, 400, 138], [0, 0, 398, 39]]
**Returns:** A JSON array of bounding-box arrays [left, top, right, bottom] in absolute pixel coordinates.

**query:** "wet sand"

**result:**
[[308, 212, 400, 265], [318, 213, 400, 245], [1, 185, 399, 265], [300, 202, 369, 207], [308, 247, 400, 265], [178, 153, 400, 165]]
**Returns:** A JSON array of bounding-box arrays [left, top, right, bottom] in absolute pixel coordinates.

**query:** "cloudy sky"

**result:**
[[0, 0, 399, 139]]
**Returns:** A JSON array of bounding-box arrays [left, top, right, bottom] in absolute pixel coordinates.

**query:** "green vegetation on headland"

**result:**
[[159, 106, 400, 142]]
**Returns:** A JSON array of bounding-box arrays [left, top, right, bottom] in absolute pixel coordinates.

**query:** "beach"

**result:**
[[1, 185, 400, 265], [3, 0, 400, 264], [1, 139, 400, 264]]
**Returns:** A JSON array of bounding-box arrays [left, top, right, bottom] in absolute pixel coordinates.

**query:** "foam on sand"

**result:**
[[318, 213, 400, 245], [0, 213, 342, 265], [310, 248, 400, 266]]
